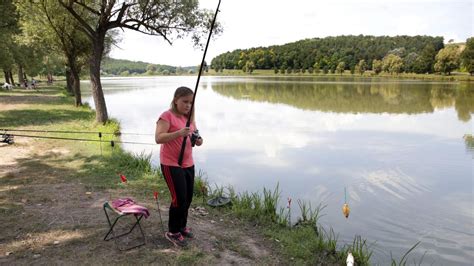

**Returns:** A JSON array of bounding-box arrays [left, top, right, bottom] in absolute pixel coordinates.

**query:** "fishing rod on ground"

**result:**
[[178, 0, 222, 166], [153, 191, 165, 234]]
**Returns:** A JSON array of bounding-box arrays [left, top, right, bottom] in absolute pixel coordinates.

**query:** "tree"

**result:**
[[279, 65, 286, 74], [0, 43, 15, 84], [387, 47, 406, 58], [18, 0, 92, 106], [382, 54, 403, 74], [313, 62, 320, 74], [460, 37, 474, 75], [58, 0, 220, 123], [372, 59, 383, 74], [0, 0, 18, 34], [355, 59, 367, 75], [336, 61, 345, 75], [0, 0, 19, 85], [244, 60, 255, 73], [434, 45, 461, 75], [146, 64, 157, 75], [210, 35, 444, 75], [322, 65, 329, 74], [403, 52, 419, 73], [414, 43, 437, 73]]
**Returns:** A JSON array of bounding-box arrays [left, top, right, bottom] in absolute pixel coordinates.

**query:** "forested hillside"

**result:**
[[101, 58, 196, 76], [210, 35, 450, 74]]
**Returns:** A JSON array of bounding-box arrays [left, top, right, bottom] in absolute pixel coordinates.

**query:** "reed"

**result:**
[[390, 241, 423, 266]]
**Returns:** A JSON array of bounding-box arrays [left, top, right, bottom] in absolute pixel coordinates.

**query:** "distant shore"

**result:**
[[101, 69, 474, 82]]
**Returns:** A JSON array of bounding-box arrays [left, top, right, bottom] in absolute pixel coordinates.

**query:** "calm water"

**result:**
[[83, 76, 473, 265]]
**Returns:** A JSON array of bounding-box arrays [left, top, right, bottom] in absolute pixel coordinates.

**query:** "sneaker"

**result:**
[[180, 227, 194, 238], [165, 232, 187, 247]]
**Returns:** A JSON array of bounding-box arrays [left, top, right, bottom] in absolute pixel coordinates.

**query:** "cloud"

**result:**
[[110, 0, 472, 65]]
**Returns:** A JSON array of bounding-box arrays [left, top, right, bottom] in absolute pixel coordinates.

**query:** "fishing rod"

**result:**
[[178, 0, 222, 166]]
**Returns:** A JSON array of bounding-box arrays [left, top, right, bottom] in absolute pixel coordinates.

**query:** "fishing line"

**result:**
[[5, 133, 156, 146], [0, 128, 154, 136], [345, 187, 347, 203]]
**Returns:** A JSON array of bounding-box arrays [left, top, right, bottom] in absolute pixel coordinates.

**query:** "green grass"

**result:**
[[199, 181, 426, 265], [347, 235, 374, 265], [202, 183, 363, 264], [0, 86, 169, 192]]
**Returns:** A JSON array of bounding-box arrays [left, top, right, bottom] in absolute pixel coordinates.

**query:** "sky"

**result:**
[[109, 0, 473, 67]]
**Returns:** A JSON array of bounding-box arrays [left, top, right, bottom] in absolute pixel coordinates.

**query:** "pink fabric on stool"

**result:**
[[111, 198, 150, 218]]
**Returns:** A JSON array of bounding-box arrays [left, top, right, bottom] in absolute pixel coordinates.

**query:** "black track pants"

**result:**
[[161, 164, 195, 233]]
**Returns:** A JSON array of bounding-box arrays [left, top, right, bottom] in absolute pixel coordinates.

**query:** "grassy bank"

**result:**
[[1, 85, 421, 265]]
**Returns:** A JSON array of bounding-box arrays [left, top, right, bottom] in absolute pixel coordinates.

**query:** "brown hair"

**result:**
[[170, 86, 195, 122]]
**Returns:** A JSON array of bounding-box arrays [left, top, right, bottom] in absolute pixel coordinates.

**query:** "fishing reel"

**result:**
[[190, 130, 201, 147]]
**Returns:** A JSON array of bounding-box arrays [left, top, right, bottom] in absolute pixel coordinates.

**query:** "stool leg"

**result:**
[[103, 210, 147, 250]]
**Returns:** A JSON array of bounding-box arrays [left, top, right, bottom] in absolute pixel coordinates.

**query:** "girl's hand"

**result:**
[[177, 127, 191, 137]]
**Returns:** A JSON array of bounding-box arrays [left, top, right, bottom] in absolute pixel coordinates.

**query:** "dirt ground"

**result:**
[[0, 94, 282, 265]]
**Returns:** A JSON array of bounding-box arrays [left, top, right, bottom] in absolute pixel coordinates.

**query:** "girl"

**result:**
[[155, 86, 203, 247]]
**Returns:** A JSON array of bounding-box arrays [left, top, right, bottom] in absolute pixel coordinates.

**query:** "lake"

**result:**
[[83, 76, 473, 265]]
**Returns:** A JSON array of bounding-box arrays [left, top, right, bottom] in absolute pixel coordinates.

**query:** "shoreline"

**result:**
[[97, 70, 474, 82]]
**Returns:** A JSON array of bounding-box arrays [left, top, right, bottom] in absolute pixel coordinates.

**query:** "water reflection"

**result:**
[[211, 78, 474, 121]]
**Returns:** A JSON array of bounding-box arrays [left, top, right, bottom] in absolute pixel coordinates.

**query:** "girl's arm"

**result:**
[[155, 119, 190, 144]]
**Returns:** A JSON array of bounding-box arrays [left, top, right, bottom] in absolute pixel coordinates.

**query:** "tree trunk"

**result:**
[[8, 71, 14, 85], [3, 71, 8, 84], [89, 34, 108, 123], [70, 64, 82, 107], [18, 65, 24, 85], [65, 68, 74, 95]]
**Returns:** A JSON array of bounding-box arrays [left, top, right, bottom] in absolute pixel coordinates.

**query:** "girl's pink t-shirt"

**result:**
[[158, 110, 196, 168]]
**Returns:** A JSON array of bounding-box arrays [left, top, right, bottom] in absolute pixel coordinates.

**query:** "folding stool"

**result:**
[[103, 198, 149, 250]]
